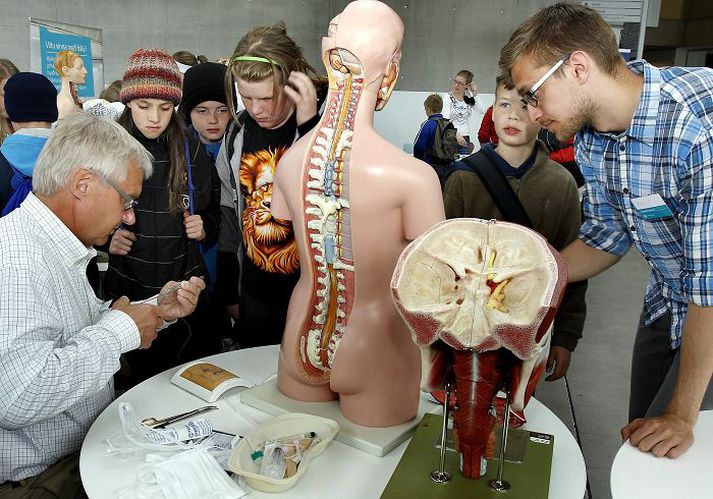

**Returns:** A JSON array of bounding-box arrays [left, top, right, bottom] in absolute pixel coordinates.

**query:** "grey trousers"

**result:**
[[629, 311, 713, 421], [0, 452, 86, 499]]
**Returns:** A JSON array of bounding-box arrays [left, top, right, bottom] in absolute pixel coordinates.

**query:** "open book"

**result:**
[[171, 362, 254, 402]]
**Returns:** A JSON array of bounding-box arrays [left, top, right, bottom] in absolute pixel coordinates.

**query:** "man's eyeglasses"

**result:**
[[520, 53, 571, 108], [103, 176, 138, 212]]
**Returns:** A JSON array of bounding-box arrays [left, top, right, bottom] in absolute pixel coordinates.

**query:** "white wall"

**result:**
[[374, 90, 495, 152], [0, 0, 555, 94]]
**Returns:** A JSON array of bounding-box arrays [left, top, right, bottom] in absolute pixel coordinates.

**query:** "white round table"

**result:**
[[80, 345, 586, 498], [610, 410, 713, 498]]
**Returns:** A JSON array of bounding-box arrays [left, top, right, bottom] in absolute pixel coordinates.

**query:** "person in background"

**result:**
[[83, 80, 125, 121], [0, 73, 57, 215], [181, 63, 229, 161], [501, 2, 713, 458], [216, 22, 326, 348], [413, 93, 449, 185], [444, 74, 586, 382], [443, 69, 486, 154], [538, 129, 583, 187], [100, 80, 123, 102], [173, 50, 208, 78], [105, 48, 221, 388], [179, 61, 232, 340], [0, 112, 204, 498], [477, 104, 498, 146], [0, 59, 19, 147]]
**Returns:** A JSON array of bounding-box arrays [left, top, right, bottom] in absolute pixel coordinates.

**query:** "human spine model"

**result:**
[[391, 219, 566, 478], [298, 49, 362, 381]]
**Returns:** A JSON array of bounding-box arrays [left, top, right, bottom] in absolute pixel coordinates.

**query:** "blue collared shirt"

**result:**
[[576, 60, 713, 349]]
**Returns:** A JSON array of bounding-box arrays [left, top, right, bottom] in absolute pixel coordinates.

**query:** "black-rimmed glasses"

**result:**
[[520, 54, 571, 108], [103, 176, 138, 212]]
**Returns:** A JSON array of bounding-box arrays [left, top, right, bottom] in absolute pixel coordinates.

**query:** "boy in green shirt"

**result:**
[[444, 74, 587, 380]]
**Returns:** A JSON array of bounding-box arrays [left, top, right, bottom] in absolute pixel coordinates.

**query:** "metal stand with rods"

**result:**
[[430, 381, 453, 483], [489, 387, 512, 493], [564, 375, 592, 499]]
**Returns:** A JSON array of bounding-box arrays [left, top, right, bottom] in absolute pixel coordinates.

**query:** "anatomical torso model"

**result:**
[[271, 0, 445, 427], [391, 219, 567, 478]]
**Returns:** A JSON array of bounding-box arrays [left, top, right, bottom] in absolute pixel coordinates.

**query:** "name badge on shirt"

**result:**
[[631, 194, 673, 220]]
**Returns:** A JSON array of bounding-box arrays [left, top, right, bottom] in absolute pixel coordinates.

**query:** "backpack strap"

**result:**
[[461, 151, 533, 228]]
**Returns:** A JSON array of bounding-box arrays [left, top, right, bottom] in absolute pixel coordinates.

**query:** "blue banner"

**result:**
[[39, 26, 94, 98]]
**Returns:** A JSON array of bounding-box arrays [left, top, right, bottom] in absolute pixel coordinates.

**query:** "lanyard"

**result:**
[[184, 140, 195, 215]]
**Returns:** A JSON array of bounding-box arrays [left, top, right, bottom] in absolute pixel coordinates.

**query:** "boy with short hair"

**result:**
[[443, 74, 587, 381], [414, 93, 459, 187], [413, 93, 444, 165]]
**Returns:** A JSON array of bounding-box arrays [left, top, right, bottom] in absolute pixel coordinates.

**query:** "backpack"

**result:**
[[430, 118, 459, 165]]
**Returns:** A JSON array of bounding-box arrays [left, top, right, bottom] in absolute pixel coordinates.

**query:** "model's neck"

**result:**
[[353, 88, 377, 130], [59, 78, 73, 94]]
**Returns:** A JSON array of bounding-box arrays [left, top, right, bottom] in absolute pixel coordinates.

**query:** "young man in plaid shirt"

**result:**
[[500, 3, 713, 459]]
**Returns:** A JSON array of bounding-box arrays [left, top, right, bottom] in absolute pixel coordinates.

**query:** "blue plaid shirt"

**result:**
[[576, 60, 713, 349]]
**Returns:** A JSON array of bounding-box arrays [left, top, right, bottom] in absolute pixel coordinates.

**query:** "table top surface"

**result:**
[[610, 410, 713, 499], [80, 345, 586, 499]]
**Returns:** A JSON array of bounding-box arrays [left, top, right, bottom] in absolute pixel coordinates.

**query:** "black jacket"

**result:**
[[104, 132, 221, 300]]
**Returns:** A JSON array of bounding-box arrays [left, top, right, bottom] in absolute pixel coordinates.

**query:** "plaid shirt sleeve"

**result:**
[[576, 142, 633, 256], [0, 266, 139, 430], [679, 128, 713, 306]]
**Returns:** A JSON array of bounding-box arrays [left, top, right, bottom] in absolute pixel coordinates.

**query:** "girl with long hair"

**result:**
[[105, 48, 221, 387], [215, 22, 327, 348], [444, 69, 486, 154]]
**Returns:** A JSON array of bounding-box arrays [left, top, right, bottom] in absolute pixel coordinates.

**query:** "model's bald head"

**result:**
[[325, 0, 403, 84]]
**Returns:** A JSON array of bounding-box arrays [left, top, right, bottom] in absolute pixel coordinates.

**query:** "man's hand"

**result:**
[[456, 133, 467, 147], [183, 212, 206, 241], [157, 276, 206, 321], [111, 297, 163, 349], [109, 228, 137, 256], [623, 304, 713, 459], [621, 413, 695, 458], [545, 345, 571, 382], [283, 71, 317, 126]]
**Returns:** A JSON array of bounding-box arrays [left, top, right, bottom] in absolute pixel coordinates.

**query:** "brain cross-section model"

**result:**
[[391, 218, 567, 478]]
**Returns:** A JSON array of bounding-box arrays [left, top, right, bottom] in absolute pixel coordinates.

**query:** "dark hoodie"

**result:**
[[103, 130, 220, 301]]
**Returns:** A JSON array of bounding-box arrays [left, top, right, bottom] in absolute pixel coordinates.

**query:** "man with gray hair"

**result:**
[[0, 113, 205, 497]]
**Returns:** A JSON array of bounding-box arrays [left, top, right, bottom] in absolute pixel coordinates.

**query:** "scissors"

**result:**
[[141, 405, 218, 429]]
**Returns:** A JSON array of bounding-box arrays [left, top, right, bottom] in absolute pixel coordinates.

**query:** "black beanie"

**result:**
[[180, 62, 228, 124], [5, 72, 59, 123]]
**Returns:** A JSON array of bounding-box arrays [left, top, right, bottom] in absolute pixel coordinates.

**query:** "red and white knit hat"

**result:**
[[120, 48, 182, 105]]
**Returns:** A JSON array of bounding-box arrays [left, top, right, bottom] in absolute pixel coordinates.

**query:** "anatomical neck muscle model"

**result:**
[[271, 0, 445, 427], [391, 219, 567, 478], [54, 51, 87, 120]]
